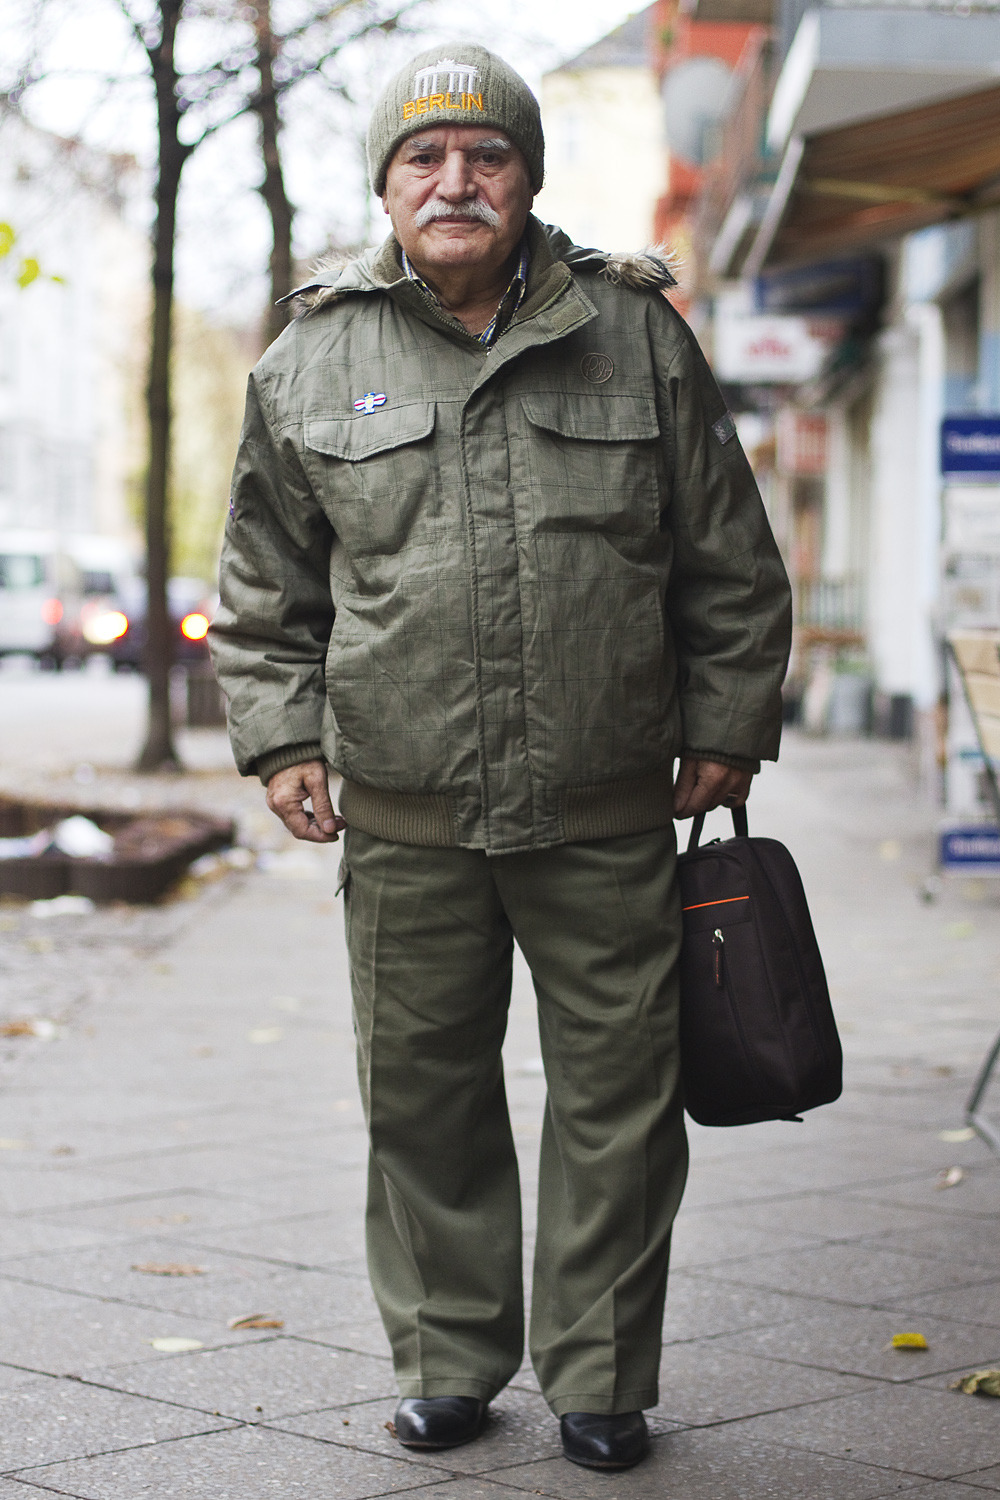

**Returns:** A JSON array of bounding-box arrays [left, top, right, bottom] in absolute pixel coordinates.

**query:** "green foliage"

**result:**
[[0, 221, 67, 289]]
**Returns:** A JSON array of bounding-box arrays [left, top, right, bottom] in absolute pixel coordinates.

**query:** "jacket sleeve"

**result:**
[[653, 305, 792, 765], [208, 373, 335, 779]]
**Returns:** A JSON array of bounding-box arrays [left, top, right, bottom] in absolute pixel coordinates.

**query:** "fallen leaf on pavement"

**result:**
[[148, 1337, 204, 1353], [228, 1313, 284, 1329], [384, 1420, 397, 1437], [936, 1166, 965, 1189], [0, 1020, 37, 1037], [133, 1263, 206, 1277], [889, 1332, 928, 1350], [952, 1369, 1000, 1397]]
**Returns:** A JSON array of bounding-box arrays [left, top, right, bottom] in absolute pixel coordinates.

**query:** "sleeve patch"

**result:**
[[712, 411, 737, 446]]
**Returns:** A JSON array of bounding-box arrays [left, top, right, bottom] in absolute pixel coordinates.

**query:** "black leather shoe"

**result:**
[[393, 1396, 486, 1449], [560, 1410, 649, 1470]]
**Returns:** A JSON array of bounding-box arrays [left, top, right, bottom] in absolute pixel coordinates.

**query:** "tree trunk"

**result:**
[[254, 0, 295, 349], [136, 0, 189, 773]]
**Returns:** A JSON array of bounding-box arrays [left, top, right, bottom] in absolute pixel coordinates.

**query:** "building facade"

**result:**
[[533, 7, 666, 254], [0, 107, 147, 548]]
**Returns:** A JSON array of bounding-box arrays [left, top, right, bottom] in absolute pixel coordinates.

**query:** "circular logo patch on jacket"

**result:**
[[581, 353, 614, 384]]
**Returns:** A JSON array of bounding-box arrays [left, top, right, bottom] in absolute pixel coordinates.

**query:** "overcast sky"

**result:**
[[6, 0, 645, 321]]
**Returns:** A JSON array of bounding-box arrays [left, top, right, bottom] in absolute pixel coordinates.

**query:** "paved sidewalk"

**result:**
[[1, 733, 1000, 1497]]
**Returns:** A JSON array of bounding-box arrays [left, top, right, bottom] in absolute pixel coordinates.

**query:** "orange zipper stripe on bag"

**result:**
[[682, 895, 750, 913]]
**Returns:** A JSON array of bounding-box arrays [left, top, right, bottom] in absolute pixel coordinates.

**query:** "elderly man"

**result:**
[[210, 43, 791, 1472]]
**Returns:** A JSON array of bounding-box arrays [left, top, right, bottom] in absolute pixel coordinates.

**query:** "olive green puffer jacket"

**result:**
[[209, 217, 791, 855]]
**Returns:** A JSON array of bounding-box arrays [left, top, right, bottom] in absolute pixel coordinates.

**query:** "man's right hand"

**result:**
[[266, 760, 346, 843]]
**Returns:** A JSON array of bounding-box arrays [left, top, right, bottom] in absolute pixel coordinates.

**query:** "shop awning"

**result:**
[[747, 81, 1000, 271]]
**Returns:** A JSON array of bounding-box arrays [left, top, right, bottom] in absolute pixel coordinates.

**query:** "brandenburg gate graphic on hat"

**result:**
[[412, 58, 480, 99]]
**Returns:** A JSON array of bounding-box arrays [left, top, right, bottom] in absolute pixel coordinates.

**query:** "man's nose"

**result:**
[[436, 149, 477, 201]]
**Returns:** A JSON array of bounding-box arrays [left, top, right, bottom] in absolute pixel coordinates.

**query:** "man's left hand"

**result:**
[[673, 758, 753, 818]]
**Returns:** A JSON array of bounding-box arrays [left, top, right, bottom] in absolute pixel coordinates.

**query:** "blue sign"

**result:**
[[941, 416, 1000, 476], [941, 825, 1000, 870], [754, 258, 883, 319]]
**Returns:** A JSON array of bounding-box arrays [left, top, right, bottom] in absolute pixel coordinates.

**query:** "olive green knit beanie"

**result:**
[[367, 43, 544, 195]]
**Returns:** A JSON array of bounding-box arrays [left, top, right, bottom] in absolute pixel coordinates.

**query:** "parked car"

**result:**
[[101, 576, 217, 671], [0, 531, 136, 667]]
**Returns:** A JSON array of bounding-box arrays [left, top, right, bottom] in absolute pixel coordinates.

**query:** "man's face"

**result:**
[[382, 126, 533, 283]]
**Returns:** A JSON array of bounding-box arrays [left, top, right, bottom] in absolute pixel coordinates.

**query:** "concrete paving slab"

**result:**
[[0, 1237, 283, 1312], [730, 1383, 1000, 1480], [676, 1192, 963, 1255], [0, 1375, 236, 1472], [661, 1270, 817, 1343], [872, 1487, 1000, 1499], [0, 1239, 364, 1331], [0, 1174, 172, 1219], [0, 1280, 241, 1376], [654, 1342, 875, 1424], [180, 1209, 370, 1270], [55, 1147, 339, 1194], [30, 1189, 296, 1239], [952, 1463, 1000, 1490], [883, 1282, 1000, 1330], [91, 1336, 393, 1422], [847, 1168, 1000, 1219], [0, 1221, 122, 1262], [861, 1218, 1000, 1268], [495, 1427, 924, 1499], [0, 1482, 68, 1497], [294, 1318, 391, 1360], [706, 1305, 1000, 1383], [699, 1241, 998, 1306], [667, 1211, 821, 1269], [13, 1424, 433, 1500]]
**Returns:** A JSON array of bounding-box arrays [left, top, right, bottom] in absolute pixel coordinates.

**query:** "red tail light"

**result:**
[[180, 612, 209, 641], [41, 598, 63, 625]]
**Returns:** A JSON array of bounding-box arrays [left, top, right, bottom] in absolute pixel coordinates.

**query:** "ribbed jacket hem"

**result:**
[[255, 742, 324, 785], [683, 747, 761, 774], [339, 780, 458, 846], [338, 769, 674, 849]]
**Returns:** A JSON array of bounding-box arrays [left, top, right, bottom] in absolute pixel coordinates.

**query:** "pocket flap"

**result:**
[[306, 402, 435, 461], [521, 392, 659, 443]]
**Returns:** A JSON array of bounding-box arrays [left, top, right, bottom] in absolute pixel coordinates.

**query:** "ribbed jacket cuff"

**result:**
[[682, 748, 761, 775], [255, 743, 325, 785]]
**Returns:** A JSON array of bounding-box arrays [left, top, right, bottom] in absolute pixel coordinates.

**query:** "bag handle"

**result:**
[[686, 804, 749, 852]]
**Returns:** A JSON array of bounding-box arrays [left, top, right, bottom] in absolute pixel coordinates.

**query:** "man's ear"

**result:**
[[381, 190, 389, 214]]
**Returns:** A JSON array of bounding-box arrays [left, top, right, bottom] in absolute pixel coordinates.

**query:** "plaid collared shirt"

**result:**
[[401, 240, 530, 346]]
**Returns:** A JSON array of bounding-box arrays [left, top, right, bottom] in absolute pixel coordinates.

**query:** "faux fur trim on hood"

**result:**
[[601, 246, 677, 291]]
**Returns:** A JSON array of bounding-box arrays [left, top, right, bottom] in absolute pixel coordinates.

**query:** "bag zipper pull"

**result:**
[[713, 928, 724, 987]]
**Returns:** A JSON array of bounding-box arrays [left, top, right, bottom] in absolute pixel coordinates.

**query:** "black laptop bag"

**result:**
[[676, 807, 842, 1127]]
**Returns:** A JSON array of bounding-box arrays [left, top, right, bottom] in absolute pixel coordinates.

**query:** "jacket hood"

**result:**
[[281, 218, 678, 315]]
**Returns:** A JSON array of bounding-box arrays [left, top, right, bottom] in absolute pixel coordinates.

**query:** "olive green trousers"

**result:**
[[341, 824, 688, 1417]]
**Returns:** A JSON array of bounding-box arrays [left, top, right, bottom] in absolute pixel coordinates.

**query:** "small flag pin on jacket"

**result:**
[[354, 392, 387, 414]]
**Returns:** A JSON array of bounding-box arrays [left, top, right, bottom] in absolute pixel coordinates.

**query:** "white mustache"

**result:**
[[414, 198, 501, 229]]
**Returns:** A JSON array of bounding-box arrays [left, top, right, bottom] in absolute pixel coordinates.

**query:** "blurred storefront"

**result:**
[[677, 0, 1000, 835]]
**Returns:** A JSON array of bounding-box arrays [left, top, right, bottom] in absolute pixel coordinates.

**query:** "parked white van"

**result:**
[[0, 532, 137, 666]]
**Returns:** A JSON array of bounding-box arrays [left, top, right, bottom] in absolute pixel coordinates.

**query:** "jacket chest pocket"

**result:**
[[303, 403, 440, 556], [520, 392, 663, 536]]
